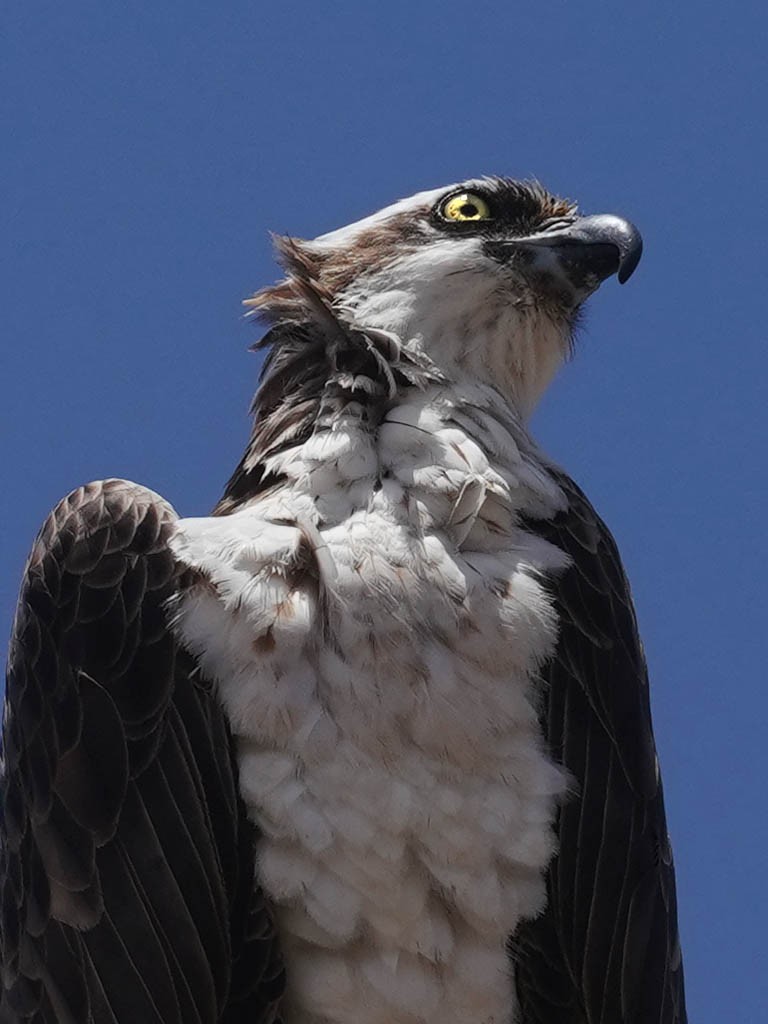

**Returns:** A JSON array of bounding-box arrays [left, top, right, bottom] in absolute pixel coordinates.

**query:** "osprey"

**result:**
[[1, 177, 686, 1024]]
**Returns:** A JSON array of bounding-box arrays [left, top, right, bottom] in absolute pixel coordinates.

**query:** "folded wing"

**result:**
[[513, 471, 687, 1024], [0, 480, 284, 1023]]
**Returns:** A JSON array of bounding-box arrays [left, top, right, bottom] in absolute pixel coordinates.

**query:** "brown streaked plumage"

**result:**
[[217, 237, 444, 515]]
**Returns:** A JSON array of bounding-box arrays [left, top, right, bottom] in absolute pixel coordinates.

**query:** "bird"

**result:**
[[1, 176, 687, 1024]]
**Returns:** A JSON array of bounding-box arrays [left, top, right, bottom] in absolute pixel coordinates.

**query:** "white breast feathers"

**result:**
[[170, 380, 571, 1024]]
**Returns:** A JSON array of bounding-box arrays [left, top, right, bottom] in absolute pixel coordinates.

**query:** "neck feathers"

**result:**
[[216, 236, 568, 514], [215, 238, 444, 514]]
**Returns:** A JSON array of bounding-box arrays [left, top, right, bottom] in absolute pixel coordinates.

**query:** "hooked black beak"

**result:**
[[515, 214, 643, 286]]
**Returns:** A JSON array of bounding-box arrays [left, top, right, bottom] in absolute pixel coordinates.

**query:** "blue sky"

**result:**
[[2, 3, 766, 1019]]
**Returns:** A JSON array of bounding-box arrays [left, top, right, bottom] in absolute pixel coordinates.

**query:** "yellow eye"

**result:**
[[439, 192, 493, 222]]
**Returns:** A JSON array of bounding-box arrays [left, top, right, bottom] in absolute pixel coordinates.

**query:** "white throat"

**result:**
[[333, 245, 570, 419]]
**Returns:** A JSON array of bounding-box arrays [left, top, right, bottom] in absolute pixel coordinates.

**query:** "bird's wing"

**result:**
[[513, 470, 687, 1024], [0, 480, 284, 1024]]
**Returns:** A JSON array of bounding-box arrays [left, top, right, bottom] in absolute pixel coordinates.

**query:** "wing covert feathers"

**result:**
[[0, 480, 284, 1023], [513, 472, 686, 1024]]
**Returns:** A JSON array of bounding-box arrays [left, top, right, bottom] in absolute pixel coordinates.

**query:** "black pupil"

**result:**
[[460, 203, 478, 217]]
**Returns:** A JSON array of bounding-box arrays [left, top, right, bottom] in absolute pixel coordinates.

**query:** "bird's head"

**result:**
[[249, 177, 642, 418], [220, 178, 641, 513]]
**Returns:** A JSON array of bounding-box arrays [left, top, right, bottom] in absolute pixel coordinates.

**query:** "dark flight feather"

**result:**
[[513, 471, 687, 1024]]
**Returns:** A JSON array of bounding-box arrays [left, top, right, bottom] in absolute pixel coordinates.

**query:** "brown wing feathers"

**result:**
[[0, 480, 284, 1023]]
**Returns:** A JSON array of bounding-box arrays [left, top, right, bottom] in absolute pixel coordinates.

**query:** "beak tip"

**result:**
[[614, 218, 643, 284], [617, 265, 634, 285], [617, 239, 643, 284]]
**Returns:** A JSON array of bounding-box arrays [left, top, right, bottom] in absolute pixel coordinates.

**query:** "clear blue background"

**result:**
[[2, 4, 765, 1020]]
